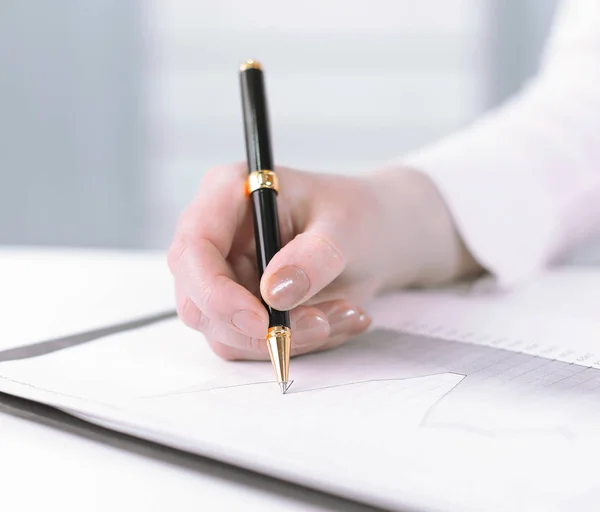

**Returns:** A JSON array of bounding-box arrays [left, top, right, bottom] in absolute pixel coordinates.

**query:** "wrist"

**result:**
[[367, 166, 482, 290]]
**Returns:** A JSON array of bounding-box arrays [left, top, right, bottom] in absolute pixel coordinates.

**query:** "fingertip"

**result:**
[[259, 227, 347, 311], [355, 308, 372, 333], [260, 265, 310, 311], [167, 235, 186, 276], [289, 307, 330, 353], [314, 300, 371, 339], [311, 306, 371, 355]]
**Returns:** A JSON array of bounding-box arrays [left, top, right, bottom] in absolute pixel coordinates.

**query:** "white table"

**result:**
[[0, 248, 382, 512]]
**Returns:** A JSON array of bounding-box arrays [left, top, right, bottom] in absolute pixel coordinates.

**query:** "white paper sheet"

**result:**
[[0, 288, 600, 512], [3, 268, 600, 511], [0, 248, 175, 350]]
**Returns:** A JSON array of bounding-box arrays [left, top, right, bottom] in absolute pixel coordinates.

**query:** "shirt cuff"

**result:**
[[399, 116, 560, 289]]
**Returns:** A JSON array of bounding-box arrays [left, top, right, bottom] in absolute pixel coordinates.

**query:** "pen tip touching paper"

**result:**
[[280, 381, 293, 394]]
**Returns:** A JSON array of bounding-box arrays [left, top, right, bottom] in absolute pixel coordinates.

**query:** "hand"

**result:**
[[167, 163, 478, 360]]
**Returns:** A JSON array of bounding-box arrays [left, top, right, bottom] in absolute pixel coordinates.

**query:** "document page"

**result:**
[[2, 280, 600, 512], [0, 249, 174, 350]]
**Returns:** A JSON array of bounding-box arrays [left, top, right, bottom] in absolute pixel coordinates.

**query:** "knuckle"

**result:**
[[309, 232, 346, 272], [173, 201, 198, 239], [204, 162, 246, 186], [196, 273, 231, 317], [195, 278, 214, 313], [198, 166, 224, 187], [228, 161, 248, 179], [202, 165, 222, 184], [224, 163, 249, 198], [172, 243, 230, 318], [167, 236, 187, 275]]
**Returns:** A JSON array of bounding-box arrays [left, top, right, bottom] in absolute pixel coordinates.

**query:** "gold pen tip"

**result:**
[[240, 59, 262, 72], [280, 381, 293, 394]]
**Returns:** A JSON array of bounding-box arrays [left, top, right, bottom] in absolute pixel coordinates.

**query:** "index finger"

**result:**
[[168, 164, 268, 339]]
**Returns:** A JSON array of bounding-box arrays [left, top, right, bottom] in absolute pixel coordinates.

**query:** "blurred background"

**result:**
[[0, 0, 559, 251]]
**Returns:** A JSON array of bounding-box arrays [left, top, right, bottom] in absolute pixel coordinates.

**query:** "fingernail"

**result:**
[[326, 305, 361, 338], [355, 308, 372, 333], [264, 266, 310, 310], [294, 313, 329, 347], [231, 310, 267, 338]]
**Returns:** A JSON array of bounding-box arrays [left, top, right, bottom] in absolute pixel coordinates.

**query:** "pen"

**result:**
[[239, 59, 292, 394]]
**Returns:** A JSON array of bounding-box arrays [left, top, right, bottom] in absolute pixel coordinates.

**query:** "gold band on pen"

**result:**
[[246, 170, 279, 195], [266, 326, 291, 384]]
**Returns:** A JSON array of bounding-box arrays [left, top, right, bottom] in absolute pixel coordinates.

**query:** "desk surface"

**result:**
[[0, 248, 384, 512]]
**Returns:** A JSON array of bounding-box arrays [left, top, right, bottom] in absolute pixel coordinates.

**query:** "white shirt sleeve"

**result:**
[[400, 0, 600, 288]]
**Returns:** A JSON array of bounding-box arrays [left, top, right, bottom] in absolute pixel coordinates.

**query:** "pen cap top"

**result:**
[[240, 59, 263, 72]]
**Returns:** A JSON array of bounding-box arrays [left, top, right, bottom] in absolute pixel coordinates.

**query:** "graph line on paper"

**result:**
[[136, 330, 600, 438]]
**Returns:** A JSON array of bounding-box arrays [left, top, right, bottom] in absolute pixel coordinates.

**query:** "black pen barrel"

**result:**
[[240, 66, 273, 173], [240, 61, 290, 330], [251, 188, 290, 328]]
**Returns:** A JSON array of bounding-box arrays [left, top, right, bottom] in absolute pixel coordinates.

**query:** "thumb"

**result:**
[[260, 226, 346, 311]]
